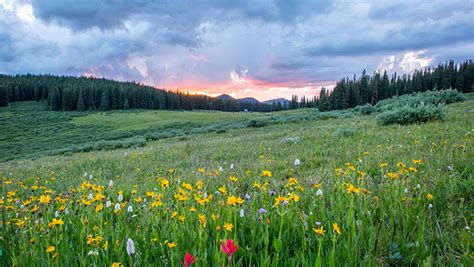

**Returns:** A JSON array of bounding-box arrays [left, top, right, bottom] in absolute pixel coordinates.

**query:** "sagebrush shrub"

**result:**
[[376, 103, 445, 125], [375, 89, 465, 112], [359, 104, 374, 115]]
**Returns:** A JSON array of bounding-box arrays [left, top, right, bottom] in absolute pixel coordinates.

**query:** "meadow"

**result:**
[[0, 93, 473, 266]]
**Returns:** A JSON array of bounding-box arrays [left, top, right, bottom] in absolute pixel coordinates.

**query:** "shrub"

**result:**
[[319, 110, 355, 120], [376, 103, 445, 125], [375, 89, 465, 112], [332, 127, 359, 138], [359, 104, 374, 115], [247, 119, 269, 128]]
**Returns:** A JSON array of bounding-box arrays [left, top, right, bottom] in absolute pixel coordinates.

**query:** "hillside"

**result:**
[[1, 92, 473, 265]]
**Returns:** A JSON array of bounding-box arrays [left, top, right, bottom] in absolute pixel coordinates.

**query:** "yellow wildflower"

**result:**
[[198, 214, 207, 227], [167, 241, 177, 249], [39, 194, 51, 204], [226, 195, 244, 206], [332, 223, 341, 235], [224, 222, 234, 231], [46, 246, 55, 253], [313, 226, 325, 236], [96, 203, 103, 213], [48, 218, 64, 228], [218, 186, 228, 195], [161, 179, 169, 189]]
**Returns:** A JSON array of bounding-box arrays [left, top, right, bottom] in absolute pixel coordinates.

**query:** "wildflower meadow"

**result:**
[[1, 97, 473, 266]]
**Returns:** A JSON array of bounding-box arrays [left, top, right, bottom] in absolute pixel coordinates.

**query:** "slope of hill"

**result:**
[[237, 97, 260, 104], [1, 94, 472, 265], [215, 94, 234, 100]]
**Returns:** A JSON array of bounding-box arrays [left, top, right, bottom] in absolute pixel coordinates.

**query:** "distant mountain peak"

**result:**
[[237, 97, 260, 104], [216, 94, 235, 101]]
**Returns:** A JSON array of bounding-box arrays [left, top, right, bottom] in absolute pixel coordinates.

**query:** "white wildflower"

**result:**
[[88, 250, 99, 256], [294, 159, 301, 166], [316, 189, 323, 196], [108, 180, 114, 187], [106, 200, 112, 207], [240, 209, 245, 218], [126, 238, 135, 256], [127, 205, 133, 213], [118, 194, 123, 202], [114, 203, 121, 212]]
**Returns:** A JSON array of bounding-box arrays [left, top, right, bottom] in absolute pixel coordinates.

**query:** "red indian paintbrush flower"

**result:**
[[182, 252, 196, 267], [221, 239, 238, 265]]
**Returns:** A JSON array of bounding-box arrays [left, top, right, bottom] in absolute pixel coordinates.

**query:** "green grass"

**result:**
[[73, 110, 266, 131], [0, 98, 473, 266], [0, 101, 284, 162]]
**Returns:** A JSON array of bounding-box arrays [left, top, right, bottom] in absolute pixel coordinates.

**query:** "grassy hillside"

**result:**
[[0, 101, 270, 162], [73, 109, 266, 131], [0, 101, 355, 162], [1, 97, 473, 265]]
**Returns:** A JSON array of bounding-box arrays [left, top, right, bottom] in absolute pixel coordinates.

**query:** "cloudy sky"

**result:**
[[0, 0, 473, 100]]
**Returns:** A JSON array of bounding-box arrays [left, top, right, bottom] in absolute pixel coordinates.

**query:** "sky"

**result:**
[[0, 0, 473, 101]]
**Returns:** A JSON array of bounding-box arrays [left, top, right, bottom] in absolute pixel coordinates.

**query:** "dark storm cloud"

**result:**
[[1, 0, 473, 99], [306, 8, 474, 56]]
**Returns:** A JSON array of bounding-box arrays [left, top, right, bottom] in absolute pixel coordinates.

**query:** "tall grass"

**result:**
[[1, 98, 472, 266]]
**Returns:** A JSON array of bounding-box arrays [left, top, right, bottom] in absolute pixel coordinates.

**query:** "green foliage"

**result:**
[[317, 59, 474, 111], [332, 126, 359, 138], [0, 74, 288, 112], [374, 89, 466, 112], [359, 103, 374, 115], [0, 102, 326, 162], [247, 119, 269, 128], [376, 103, 445, 125], [77, 89, 86, 112]]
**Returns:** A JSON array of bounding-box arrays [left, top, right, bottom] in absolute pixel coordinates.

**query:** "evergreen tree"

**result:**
[[77, 89, 86, 112], [124, 98, 130, 109], [0, 85, 9, 107], [99, 91, 110, 111]]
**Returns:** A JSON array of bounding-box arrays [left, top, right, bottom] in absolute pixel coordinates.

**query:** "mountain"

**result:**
[[216, 94, 235, 101], [263, 98, 290, 106], [237, 97, 260, 104]]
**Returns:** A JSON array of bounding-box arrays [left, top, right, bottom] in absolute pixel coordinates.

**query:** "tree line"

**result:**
[[315, 59, 474, 111], [0, 75, 280, 112], [0, 59, 472, 112]]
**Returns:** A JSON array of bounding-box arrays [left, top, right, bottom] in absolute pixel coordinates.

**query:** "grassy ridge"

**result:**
[[73, 109, 265, 131], [0, 101, 355, 162], [0, 102, 267, 162], [1, 98, 472, 265]]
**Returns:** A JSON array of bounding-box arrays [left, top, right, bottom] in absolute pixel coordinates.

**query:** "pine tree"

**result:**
[[77, 89, 85, 111], [99, 91, 110, 111], [0, 85, 9, 107], [124, 98, 130, 109]]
